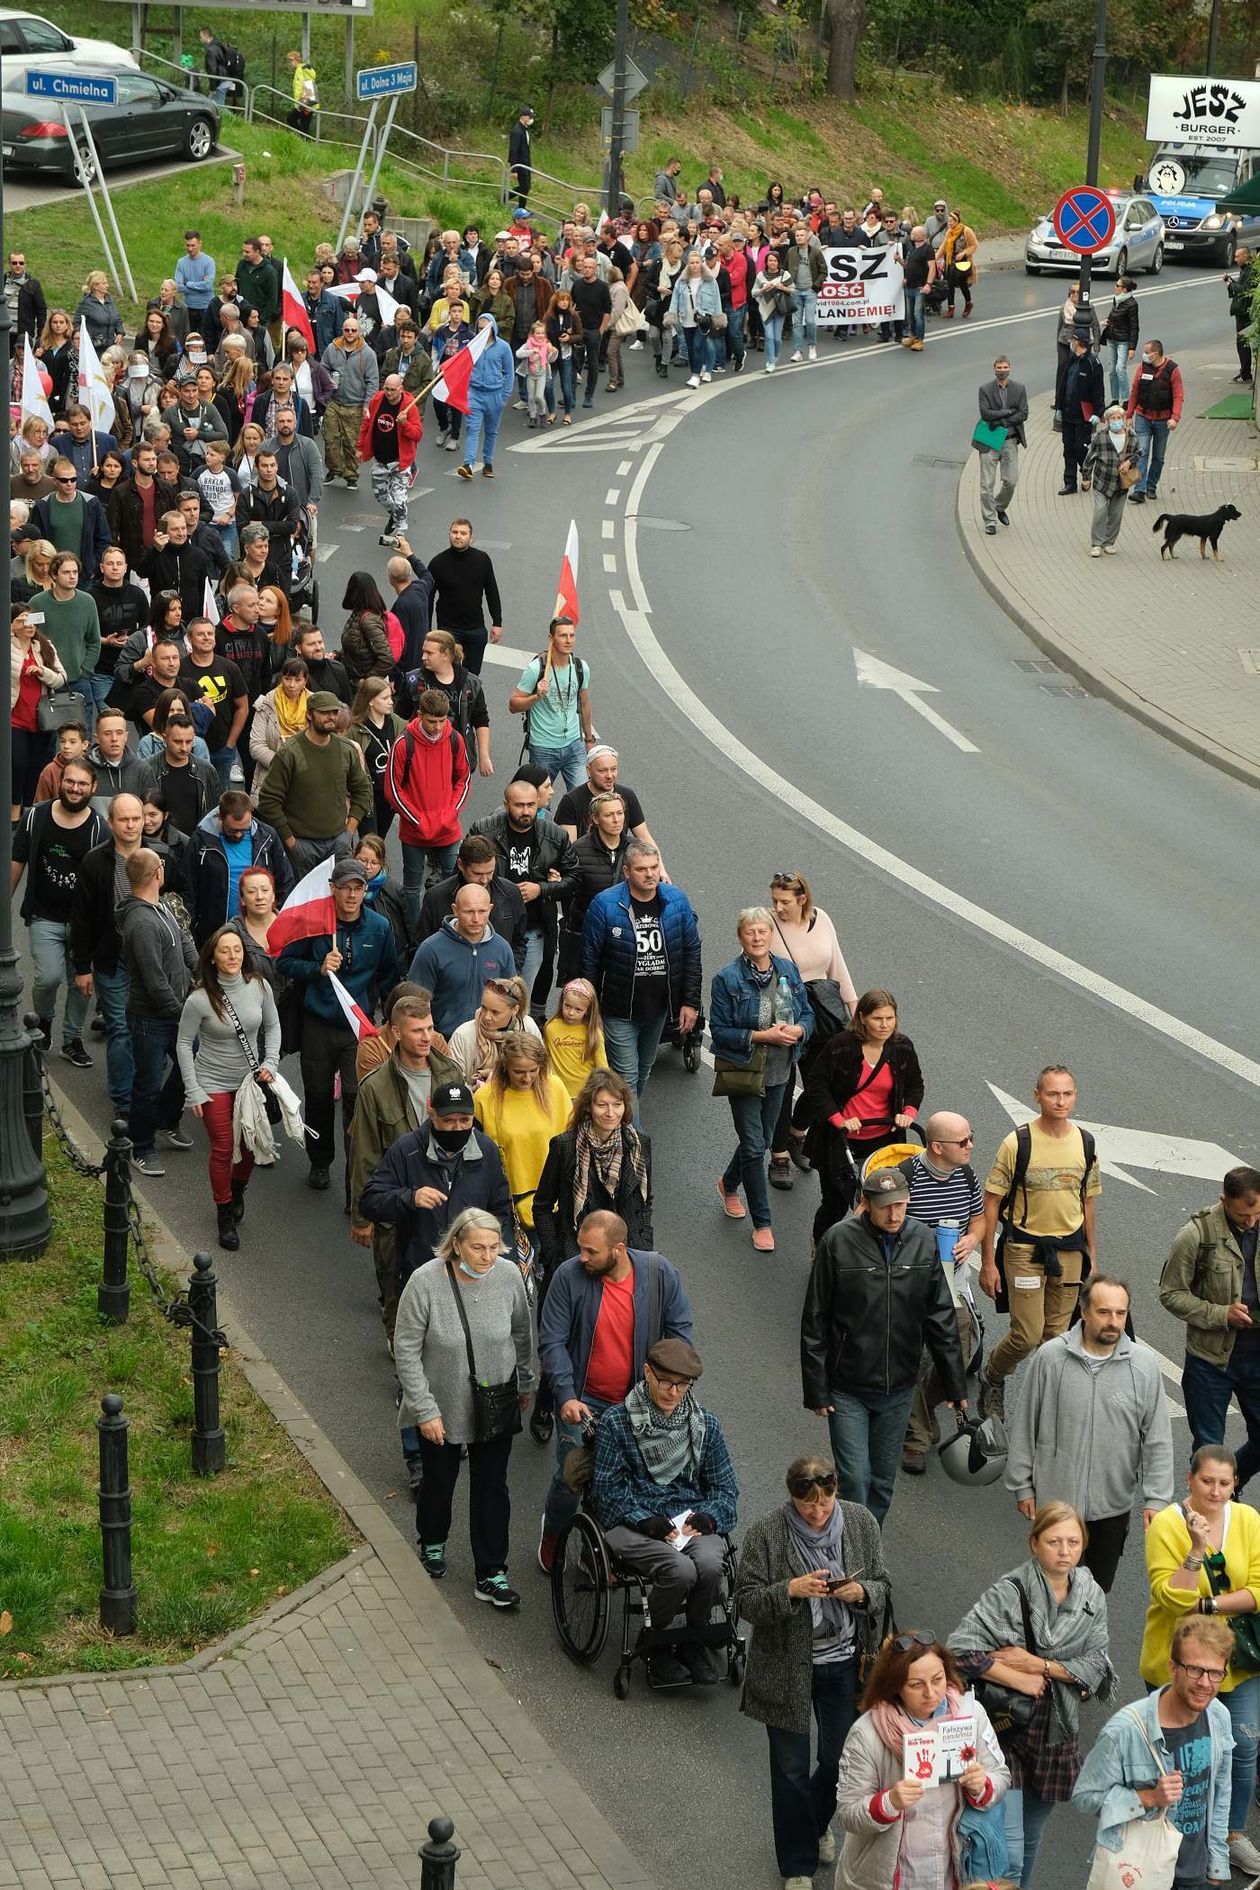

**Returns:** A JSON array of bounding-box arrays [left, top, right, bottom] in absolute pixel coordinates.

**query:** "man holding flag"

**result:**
[[509, 613, 594, 792], [276, 855, 399, 1195], [448, 314, 514, 481]]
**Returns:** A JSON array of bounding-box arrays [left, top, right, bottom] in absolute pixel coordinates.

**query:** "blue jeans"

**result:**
[[603, 1011, 667, 1099], [763, 311, 784, 367], [1104, 339, 1134, 404], [401, 840, 459, 931], [127, 1014, 184, 1157], [93, 963, 133, 1110], [725, 303, 746, 365], [684, 325, 714, 375], [1182, 1351, 1260, 1491], [1004, 1785, 1057, 1887], [555, 355, 576, 414], [722, 1080, 788, 1230], [905, 288, 927, 342], [528, 738, 586, 791], [542, 1392, 612, 1532], [29, 918, 88, 1045], [1226, 1673, 1260, 1831], [766, 1658, 857, 1879], [1133, 414, 1169, 496], [520, 927, 546, 995], [209, 743, 240, 793], [826, 1383, 917, 1524], [463, 397, 504, 470], [794, 288, 818, 349]]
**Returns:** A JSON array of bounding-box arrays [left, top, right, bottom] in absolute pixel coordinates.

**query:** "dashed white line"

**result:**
[[617, 460, 633, 476], [602, 553, 617, 574], [606, 488, 621, 506], [314, 544, 338, 562], [601, 519, 615, 540]]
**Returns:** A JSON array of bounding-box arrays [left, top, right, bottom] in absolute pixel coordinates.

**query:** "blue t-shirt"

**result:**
[[223, 834, 253, 919], [1165, 1707, 1212, 1890]]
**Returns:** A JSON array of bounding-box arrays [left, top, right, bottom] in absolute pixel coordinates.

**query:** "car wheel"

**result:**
[[1220, 236, 1236, 269], [185, 116, 215, 161], [1024, 264, 1041, 275], [71, 141, 98, 186], [1111, 247, 1127, 279], [1147, 243, 1163, 276]]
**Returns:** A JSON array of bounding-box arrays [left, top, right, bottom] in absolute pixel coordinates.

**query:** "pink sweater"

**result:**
[[771, 906, 857, 1008]]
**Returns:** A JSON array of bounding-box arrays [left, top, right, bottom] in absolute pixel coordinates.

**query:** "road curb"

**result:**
[[954, 411, 1260, 797], [33, 1084, 657, 1890]]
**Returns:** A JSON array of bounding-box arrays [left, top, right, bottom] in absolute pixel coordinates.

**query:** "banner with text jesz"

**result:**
[[817, 247, 905, 325]]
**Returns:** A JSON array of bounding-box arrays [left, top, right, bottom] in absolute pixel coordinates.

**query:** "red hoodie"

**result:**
[[384, 718, 470, 847], [357, 388, 423, 472]]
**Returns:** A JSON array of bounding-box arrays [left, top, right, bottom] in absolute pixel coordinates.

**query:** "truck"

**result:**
[[1141, 142, 1260, 265]]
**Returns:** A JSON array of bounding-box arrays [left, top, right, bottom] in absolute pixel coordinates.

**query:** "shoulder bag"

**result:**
[[974, 1578, 1041, 1738], [220, 988, 282, 1127], [712, 1043, 767, 1098], [772, 916, 850, 1046], [1118, 455, 1141, 490], [37, 690, 85, 734], [1084, 1708, 1182, 1890], [1204, 1545, 1260, 1675], [446, 1262, 523, 1443]]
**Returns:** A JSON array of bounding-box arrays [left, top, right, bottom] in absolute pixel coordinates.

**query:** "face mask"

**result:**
[[1109, 422, 1125, 438], [431, 1124, 468, 1153], [456, 1259, 484, 1279], [1143, 356, 1155, 368]]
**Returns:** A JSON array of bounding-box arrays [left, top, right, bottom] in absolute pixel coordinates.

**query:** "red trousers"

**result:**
[[200, 1090, 255, 1204]]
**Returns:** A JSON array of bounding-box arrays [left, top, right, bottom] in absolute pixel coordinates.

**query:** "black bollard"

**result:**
[[189, 1252, 226, 1476], [98, 1119, 132, 1325], [419, 1816, 460, 1890], [22, 1013, 42, 1160], [98, 1393, 138, 1636]]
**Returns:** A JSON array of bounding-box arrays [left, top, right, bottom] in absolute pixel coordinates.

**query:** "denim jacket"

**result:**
[[1072, 1689, 1232, 1881], [708, 952, 811, 1069]]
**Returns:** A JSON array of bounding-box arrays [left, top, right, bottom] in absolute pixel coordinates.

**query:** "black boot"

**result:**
[[216, 1202, 239, 1251], [230, 1179, 246, 1224]]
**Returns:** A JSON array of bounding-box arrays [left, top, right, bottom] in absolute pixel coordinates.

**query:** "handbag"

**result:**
[[1204, 1548, 1260, 1675], [1084, 1708, 1182, 1890], [771, 918, 850, 1046], [1118, 456, 1141, 490], [712, 1044, 767, 1098], [37, 690, 85, 734], [446, 1262, 522, 1444], [975, 1578, 1041, 1738], [614, 301, 647, 336], [221, 988, 282, 1127]]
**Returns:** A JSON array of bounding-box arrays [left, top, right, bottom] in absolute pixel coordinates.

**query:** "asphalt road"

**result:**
[[4, 146, 242, 214], [43, 261, 1260, 1890]]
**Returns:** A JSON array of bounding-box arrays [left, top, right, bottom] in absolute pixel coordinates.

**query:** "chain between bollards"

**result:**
[[98, 1393, 138, 1636], [419, 1816, 460, 1889], [189, 1252, 226, 1476], [99, 1118, 133, 1325]]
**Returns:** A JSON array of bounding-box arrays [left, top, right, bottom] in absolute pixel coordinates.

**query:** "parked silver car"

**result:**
[[1025, 193, 1165, 277]]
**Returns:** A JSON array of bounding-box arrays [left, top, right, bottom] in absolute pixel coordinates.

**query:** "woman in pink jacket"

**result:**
[[384, 688, 471, 932]]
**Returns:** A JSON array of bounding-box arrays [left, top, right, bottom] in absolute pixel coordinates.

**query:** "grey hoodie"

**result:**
[[1005, 1324, 1174, 1518], [119, 893, 196, 1019], [320, 336, 379, 407]]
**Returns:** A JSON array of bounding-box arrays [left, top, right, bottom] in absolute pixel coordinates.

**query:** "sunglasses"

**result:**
[[788, 1471, 838, 1498], [893, 1631, 937, 1653], [54, 475, 77, 485], [771, 872, 803, 889]]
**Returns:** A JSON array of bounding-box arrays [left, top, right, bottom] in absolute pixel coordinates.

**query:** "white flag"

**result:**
[[76, 322, 116, 441], [326, 279, 402, 326], [20, 333, 52, 430], [202, 576, 220, 625]]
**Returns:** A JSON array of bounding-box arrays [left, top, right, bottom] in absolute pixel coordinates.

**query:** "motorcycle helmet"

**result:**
[[938, 1415, 1007, 1487]]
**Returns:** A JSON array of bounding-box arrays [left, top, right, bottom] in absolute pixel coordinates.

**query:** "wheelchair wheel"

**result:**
[[551, 1511, 611, 1664], [613, 1664, 631, 1700]]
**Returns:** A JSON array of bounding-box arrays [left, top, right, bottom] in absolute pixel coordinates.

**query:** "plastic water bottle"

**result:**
[[774, 975, 795, 1028]]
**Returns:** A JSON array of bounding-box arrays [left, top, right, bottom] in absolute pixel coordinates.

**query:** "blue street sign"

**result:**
[[1052, 185, 1117, 255], [25, 69, 118, 105], [355, 61, 417, 101]]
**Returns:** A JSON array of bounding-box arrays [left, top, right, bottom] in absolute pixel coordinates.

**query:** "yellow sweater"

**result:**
[[475, 1076, 572, 1227], [1140, 1499, 1260, 1690], [543, 1016, 608, 1101]]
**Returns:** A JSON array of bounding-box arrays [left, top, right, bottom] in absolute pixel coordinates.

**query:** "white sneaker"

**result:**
[[444, 438, 459, 451], [512, 399, 528, 411], [629, 338, 643, 350], [765, 360, 775, 373], [1103, 545, 1118, 555], [700, 369, 711, 382], [686, 374, 700, 388], [808, 345, 817, 361], [785, 1879, 813, 1889], [1089, 545, 1102, 557], [1230, 1836, 1260, 1876], [817, 1830, 836, 1864], [790, 349, 802, 363]]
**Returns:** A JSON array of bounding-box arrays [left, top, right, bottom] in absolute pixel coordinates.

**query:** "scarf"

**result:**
[[624, 1377, 706, 1488], [275, 686, 308, 741], [744, 955, 773, 989], [571, 1122, 648, 1228], [870, 1687, 968, 1761], [471, 1011, 527, 1087], [949, 1557, 1116, 1748], [783, 1499, 853, 1655]]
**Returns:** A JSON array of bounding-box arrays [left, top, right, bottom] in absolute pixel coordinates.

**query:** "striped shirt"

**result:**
[[904, 1155, 982, 1230]]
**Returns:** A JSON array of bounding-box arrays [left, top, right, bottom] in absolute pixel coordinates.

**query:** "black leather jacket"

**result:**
[[801, 1211, 966, 1406]]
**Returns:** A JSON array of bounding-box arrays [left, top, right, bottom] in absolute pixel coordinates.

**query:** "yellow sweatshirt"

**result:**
[[1140, 1499, 1260, 1691], [543, 1016, 608, 1101], [475, 1075, 572, 1227]]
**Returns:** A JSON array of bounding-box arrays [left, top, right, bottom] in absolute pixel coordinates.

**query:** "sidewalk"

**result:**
[[959, 344, 1260, 789], [0, 1097, 654, 1890]]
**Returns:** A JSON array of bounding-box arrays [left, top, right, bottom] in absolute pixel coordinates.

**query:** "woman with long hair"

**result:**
[[176, 924, 279, 1250], [542, 978, 607, 1100], [532, 1066, 652, 1301], [447, 975, 543, 1091], [10, 603, 65, 817], [353, 831, 411, 962], [74, 270, 124, 352], [767, 869, 860, 1188], [940, 209, 979, 318], [133, 308, 179, 379], [805, 987, 924, 1242], [137, 689, 211, 765], [232, 421, 265, 486], [408, 629, 491, 775], [340, 571, 397, 682], [220, 354, 259, 444], [545, 289, 583, 421], [474, 1036, 572, 1269], [249, 657, 308, 805], [350, 674, 406, 838], [149, 588, 183, 639], [256, 584, 293, 669], [36, 310, 77, 418]]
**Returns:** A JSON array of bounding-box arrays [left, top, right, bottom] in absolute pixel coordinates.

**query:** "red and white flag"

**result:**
[[554, 519, 580, 625], [327, 278, 402, 328], [430, 322, 491, 416], [329, 971, 379, 1040], [268, 851, 336, 954], [281, 260, 315, 353], [20, 333, 52, 431]]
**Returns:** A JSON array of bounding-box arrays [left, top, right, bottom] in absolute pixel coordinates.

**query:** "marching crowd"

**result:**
[[9, 169, 1260, 1890]]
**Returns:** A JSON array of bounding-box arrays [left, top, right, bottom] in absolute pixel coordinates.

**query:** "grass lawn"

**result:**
[[0, 1140, 353, 1681]]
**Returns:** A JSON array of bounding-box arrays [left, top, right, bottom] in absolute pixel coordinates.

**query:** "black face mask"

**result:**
[[430, 1125, 469, 1153]]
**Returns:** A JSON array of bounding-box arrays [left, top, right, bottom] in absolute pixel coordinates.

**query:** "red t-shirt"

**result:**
[[838, 1058, 894, 1140], [12, 648, 44, 732], [583, 1270, 636, 1404]]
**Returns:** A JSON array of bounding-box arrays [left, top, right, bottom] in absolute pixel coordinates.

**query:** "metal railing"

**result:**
[[132, 45, 242, 105]]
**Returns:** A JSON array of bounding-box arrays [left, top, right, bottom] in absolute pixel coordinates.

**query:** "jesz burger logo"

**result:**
[[1172, 81, 1247, 129]]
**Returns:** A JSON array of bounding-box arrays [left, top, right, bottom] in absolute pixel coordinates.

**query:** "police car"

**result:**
[[1144, 145, 1260, 266], [1025, 192, 1164, 276]]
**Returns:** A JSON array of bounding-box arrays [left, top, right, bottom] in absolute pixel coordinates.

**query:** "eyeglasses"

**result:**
[[1172, 1660, 1227, 1684], [645, 1365, 692, 1391], [787, 1471, 838, 1498], [947, 1134, 975, 1146], [893, 1631, 937, 1653], [54, 475, 77, 485]]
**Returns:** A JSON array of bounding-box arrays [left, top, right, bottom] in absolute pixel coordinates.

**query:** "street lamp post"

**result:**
[[605, 0, 630, 219], [1075, 0, 1110, 342], [0, 42, 52, 1262], [1206, 0, 1221, 75]]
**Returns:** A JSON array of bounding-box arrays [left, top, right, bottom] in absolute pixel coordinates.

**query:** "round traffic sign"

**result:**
[[1052, 186, 1117, 255]]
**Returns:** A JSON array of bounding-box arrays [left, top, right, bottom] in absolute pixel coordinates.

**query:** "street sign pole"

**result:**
[[335, 98, 380, 253], [605, 0, 630, 218], [336, 63, 416, 249], [75, 107, 136, 300], [360, 94, 399, 228], [1077, 0, 1109, 339], [23, 72, 136, 301]]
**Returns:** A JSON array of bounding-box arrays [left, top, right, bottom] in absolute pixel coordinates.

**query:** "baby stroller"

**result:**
[[854, 1133, 985, 1379], [660, 1004, 705, 1074], [289, 509, 320, 622]]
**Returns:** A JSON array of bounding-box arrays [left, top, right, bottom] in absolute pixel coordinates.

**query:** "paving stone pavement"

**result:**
[[959, 343, 1260, 788]]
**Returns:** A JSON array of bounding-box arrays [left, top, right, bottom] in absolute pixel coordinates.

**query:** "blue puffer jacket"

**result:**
[[709, 951, 812, 1069], [277, 907, 399, 1028], [580, 881, 702, 1023], [468, 314, 515, 407]]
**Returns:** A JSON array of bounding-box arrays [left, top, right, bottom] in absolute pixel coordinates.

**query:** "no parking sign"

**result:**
[[1051, 186, 1117, 255]]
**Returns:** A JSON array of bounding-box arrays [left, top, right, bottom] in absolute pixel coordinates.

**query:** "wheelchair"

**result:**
[[549, 1439, 746, 1698]]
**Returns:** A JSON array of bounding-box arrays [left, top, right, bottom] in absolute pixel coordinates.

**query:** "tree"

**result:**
[[824, 0, 868, 100]]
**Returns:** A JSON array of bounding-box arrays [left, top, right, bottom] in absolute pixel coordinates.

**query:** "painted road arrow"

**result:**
[[987, 1083, 1246, 1194], [853, 649, 980, 754]]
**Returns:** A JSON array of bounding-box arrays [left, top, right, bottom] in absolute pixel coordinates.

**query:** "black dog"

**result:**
[[1152, 503, 1242, 560]]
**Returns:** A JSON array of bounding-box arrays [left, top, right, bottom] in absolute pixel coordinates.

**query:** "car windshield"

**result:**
[[1160, 156, 1237, 195]]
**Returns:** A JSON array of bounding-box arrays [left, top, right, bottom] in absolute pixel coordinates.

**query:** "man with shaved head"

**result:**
[[898, 1109, 985, 1474], [357, 371, 422, 543]]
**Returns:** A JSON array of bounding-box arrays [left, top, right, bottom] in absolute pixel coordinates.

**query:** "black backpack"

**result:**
[[518, 651, 587, 761], [221, 43, 246, 78], [998, 1121, 1097, 1231]]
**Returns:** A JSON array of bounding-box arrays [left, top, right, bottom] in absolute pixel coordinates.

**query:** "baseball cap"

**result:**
[[519, 104, 535, 117], [494, 230, 510, 241], [933, 199, 947, 210], [646, 1337, 703, 1380], [307, 690, 343, 713], [861, 1169, 910, 1203], [330, 857, 368, 886], [585, 742, 618, 764], [512, 208, 533, 221], [355, 267, 378, 283], [431, 1081, 475, 1118]]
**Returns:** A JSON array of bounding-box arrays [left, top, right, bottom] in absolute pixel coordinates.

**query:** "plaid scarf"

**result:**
[[624, 1378, 706, 1487], [572, 1123, 648, 1228]]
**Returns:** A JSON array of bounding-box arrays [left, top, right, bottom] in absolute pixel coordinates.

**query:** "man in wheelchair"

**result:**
[[589, 1338, 738, 1687]]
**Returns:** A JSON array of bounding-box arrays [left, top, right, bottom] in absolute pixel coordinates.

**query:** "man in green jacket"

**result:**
[[235, 238, 279, 330], [256, 691, 372, 876], [42, 552, 102, 728], [1159, 1163, 1260, 1488]]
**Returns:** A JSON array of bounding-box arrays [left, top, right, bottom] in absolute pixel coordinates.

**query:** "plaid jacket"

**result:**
[[589, 1398, 739, 1535], [1083, 419, 1139, 499]]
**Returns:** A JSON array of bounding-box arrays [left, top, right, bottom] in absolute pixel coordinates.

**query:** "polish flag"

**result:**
[[554, 519, 580, 625], [281, 260, 315, 353], [20, 333, 52, 430], [327, 278, 402, 327], [268, 851, 336, 954], [329, 971, 379, 1039], [430, 322, 491, 415]]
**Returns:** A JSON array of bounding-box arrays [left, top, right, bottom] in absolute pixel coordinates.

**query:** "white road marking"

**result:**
[[987, 1083, 1246, 1193], [853, 648, 980, 754], [314, 544, 338, 562], [476, 540, 513, 550], [606, 488, 621, 506], [610, 441, 1260, 1094], [481, 642, 534, 668], [603, 553, 618, 574], [618, 460, 633, 476], [601, 519, 615, 540]]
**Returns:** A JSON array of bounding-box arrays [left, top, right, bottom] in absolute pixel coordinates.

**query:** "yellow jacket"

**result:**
[[474, 1075, 572, 1228], [1141, 1498, 1260, 1690]]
